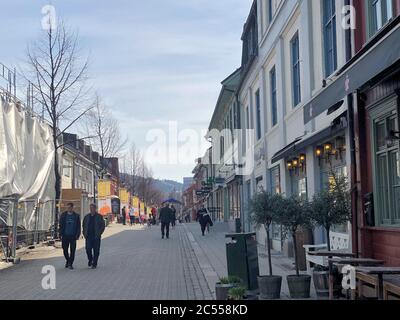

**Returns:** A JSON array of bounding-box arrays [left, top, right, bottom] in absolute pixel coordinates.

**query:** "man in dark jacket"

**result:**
[[199, 208, 213, 236], [83, 204, 105, 269], [159, 203, 172, 239], [59, 203, 81, 269]]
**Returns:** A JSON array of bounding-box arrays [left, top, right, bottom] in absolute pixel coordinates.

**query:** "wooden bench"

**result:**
[[356, 272, 379, 299], [383, 276, 400, 300], [357, 272, 400, 300]]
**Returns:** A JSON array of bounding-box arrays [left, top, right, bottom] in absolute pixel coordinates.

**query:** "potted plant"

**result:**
[[227, 286, 247, 300], [275, 195, 312, 299], [249, 190, 282, 299], [310, 170, 351, 298], [215, 276, 242, 300]]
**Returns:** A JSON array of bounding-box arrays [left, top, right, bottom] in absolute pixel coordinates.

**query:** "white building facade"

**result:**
[[239, 0, 353, 257]]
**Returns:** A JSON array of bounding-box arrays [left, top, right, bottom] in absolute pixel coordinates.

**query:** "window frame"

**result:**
[[290, 32, 301, 107], [255, 89, 262, 140], [323, 0, 338, 78], [367, 0, 395, 38], [270, 66, 278, 127], [369, 96, 400, 227]]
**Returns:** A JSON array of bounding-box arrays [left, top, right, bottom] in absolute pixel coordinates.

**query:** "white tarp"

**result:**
[[0, 97, 56, 231]]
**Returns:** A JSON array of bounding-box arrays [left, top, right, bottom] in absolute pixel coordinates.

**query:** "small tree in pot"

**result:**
[[310, 170, 351, 297], [275, 195, 313, 299], [249, 190, 282, 299]]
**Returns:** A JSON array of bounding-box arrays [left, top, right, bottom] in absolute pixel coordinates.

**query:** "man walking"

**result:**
[[170, 205, 177, 229], [59, 203, 81, 269], [83, 204, 105, 269], [159, 203, 172, 239]]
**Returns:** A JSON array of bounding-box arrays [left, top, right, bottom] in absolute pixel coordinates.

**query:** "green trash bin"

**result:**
[[225, 232, 259, 290]]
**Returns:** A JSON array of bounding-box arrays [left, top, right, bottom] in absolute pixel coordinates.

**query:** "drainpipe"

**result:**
[[345, 0, 359, 257]]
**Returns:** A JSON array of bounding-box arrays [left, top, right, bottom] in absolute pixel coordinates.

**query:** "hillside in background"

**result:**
[[153, 179, 183, 194]]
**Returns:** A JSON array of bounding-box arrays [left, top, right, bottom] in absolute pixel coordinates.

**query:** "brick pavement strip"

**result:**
[[0, 223, 215, 300]]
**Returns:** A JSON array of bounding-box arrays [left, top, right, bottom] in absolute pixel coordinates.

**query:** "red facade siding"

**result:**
[[356, 74, 400, 264], [353, 0, 367, 53]]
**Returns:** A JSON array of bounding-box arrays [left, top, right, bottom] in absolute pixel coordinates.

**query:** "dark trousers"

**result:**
[[161, 222, 170, 238], [85, 237, 101, 266], [129, 216, 135, 226], [62, 236, 77, 265]]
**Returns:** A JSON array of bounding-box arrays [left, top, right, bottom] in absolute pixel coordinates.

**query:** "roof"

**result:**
[[208, 68, 241, 132]]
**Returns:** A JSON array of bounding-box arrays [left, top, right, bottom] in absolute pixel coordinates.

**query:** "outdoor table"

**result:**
[[355, 267, 400, 300], [308, 250, 356, 300], [328, 258, 384, 300]]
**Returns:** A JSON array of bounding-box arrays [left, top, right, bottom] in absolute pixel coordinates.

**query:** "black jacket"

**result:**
[[159, 207, 173, 224], [82, 213, 105, 239], [199, 213, 213, 228], [59, 212, 81, 239]]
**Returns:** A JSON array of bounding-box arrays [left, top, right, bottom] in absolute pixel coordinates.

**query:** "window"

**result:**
[[323, 0, 337, 77], [270, 66, 278, 126], [369, 0, 394, 36], [372, 109, 399, 226], [63, 159, 71, 177], [291, 33, 301, 107], [255, 90, 262, 140], [268, 0, 273, 23], [270, 165, 281, 195], [256, 176, 263, 192], [220, 136, 225, 160]]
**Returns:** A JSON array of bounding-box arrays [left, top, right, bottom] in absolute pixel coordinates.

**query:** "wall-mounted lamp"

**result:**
[[299, 154, 306, 164], [324, 143, 333, 154], [287, 160, 293, 170], [315, 146, 323, 157], [292, 158, 299, 168]]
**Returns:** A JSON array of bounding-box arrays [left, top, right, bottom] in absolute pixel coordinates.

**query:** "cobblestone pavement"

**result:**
[[0, 223, 212, 300], [184, 222, 317, 299]]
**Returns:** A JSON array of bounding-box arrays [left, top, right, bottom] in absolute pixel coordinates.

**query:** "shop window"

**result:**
[[372, 107, 399, 226]]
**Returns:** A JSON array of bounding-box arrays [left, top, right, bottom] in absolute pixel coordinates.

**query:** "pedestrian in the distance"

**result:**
[[83, 204, 105, 269], [159, 203, 172, 239], [199, 207, 213, 236], [121, 206, 126, 225], [129, 207, 135, 226], [59, 202, 81, 269], [170, 205, 177, 229]]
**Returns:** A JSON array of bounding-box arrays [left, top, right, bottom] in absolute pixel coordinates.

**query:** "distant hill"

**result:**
[[120, 173, 183, 195], [153, 179, 183, 194]]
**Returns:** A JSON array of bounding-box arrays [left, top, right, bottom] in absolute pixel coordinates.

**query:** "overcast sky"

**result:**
[[0, 0, 252, 182]]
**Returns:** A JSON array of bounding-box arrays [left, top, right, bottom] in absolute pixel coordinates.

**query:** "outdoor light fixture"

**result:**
[[287, 160, 293, 170], [324, 142, 333, 154], [315, 146, 323, 157], [299, 154, 306, 163], [292, 158, 299, 168]]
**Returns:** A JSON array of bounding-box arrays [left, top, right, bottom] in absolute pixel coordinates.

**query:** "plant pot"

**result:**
[[258, 275, 282, 299], [215, 283, 236, 300], [287, 275, 311, 299], [312, 270, 343, 298]]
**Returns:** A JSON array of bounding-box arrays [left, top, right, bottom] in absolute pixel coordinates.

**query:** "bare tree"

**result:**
[[126, 143, 143, 196], [85, 94, 127, 178], [25, 20, 91, 238]]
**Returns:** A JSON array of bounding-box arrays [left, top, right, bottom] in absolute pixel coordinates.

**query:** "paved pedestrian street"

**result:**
[[0, 223, 213, 300]]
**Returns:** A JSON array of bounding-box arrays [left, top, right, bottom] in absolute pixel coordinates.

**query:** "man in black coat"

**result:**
[[83, 204, 105, 269], [59, 203, 81, 269], [199, 208, 213, 236], [159, 203, 172, 239]]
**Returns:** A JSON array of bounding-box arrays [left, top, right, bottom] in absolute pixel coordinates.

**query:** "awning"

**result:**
[[304, 20, 400, 124], [272, 112, 348, 164]]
